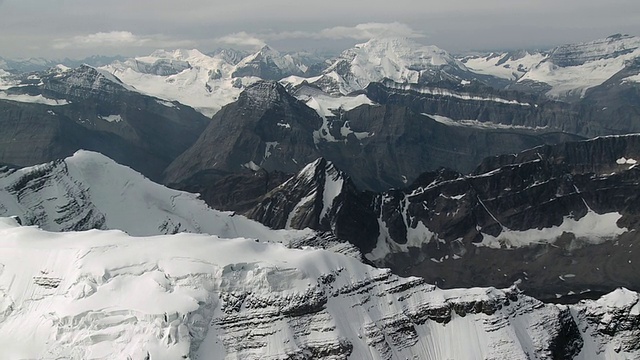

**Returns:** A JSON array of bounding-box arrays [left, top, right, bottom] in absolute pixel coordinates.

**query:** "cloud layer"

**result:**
[[216, 22, 425, 49], [0, 0, 639, 58], [52, 31, 195, 50]]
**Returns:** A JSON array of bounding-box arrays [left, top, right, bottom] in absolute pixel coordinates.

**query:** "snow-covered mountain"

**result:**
[[0, 55, 125, 72], [102, 49, 254, 117], [0, 68, 17, 90], [282, 37, 474, 95], [102, 46, 312, 117], [232, 45, 308, 79], [0, 216, 638, 359], [514, 34, 640, 100], [0, 150, 317, 246], [461, 51, 548, 81]]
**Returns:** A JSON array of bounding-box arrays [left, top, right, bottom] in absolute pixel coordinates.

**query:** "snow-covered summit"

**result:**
[[232, 45, 307, 79], [101, 45, 309, 117], [0, 150, 314, 244], [516, 34, 640, 100], [292, 37, 472, 95]]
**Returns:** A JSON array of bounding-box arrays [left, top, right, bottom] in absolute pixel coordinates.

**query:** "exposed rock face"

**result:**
[[175, 168, 292, 213], [164, 80, 323, 183], [247, 135, 640, 300], [365, 79, 616, 137], [167, 79, 585, 195], [512, 34, 640, 101], [125, 58, 192, 76], [548, 34, 640, 68], [0, 65, 209, 180], [0, 150, 319, 247], [302, 37, 485, 95], [0, 150, 638, 359], [232, 45, 306, 80], [318, 102, 582, 191]]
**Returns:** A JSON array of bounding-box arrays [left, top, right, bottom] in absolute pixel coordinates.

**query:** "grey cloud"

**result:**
[[0, 0, 639, 58]]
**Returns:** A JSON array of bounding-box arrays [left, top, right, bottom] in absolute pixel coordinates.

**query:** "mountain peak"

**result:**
[[258, 44, 278, 54], [239, 80, 291, 107], [246, 157, 351, 230]]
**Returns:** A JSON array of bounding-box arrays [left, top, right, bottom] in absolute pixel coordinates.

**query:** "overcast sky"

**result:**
[[1, 0, 639, 59]]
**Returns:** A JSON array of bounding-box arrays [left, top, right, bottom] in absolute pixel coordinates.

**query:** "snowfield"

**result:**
[[0, 150, 314, 244], [463, 52, 548, 81], [0, 91, 69, 105], [0, 218, 637, 359], [517, 35, 640, 100]]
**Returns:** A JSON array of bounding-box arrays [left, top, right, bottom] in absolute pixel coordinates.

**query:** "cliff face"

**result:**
[[364, 80, 629, 137], [0, 65, 209, 180], [247, 135, 640, 300], [164, 81, 323, 184]]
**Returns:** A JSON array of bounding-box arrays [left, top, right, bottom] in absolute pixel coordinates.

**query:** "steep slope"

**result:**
[[0, 65, 209, 180], [167, 78, 585, 200], [363, 79, 629, 138], [0, 151, 317, 246], [248, 135, 640, 300], [1, 217, 638, 359], [103, 49, 253, 117], [164, 80, 323, 184], [314, 97, 583, 191]]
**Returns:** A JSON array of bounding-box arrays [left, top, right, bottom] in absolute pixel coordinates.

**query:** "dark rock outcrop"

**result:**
[[164, 80, 323, 184], [0, 65, 209, 180], [247, 135, 640, 300]]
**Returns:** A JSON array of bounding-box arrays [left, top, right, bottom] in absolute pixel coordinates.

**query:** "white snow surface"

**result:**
[[319, 163, 344, 221], [622, 73, 640, 83], [571, 288, 640, 359], [616, 157, 637, 165], [387, 82, 531, 106], [0, 150, 313, 244], [0, 217, 630, 359], [0, 69, 17, 90], [518, 36, 640, 99], [336, 37, 465, 91], [302, 93, 375, 119], [0, 91, 69, 105], [463, 52, 548, 80], [98, 114, 123, 123], [101, 47, 302, 117], [478, 210, 627, 249], [424, 113, 547, 130], [291, 37, 468, 95], [303, 94, 375, 143]]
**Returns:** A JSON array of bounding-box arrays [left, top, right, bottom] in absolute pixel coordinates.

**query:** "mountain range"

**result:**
[[1, 33, 640, 359], [0, 150, 638, 359]]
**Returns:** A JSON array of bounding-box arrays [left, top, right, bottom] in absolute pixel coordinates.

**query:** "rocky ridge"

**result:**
[[247, 135, 640, 299]]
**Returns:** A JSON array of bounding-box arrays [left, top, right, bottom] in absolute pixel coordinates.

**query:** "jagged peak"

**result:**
[[294, 157, 340, 182], [147, 48, 209, 61], [276, 158, 349, 201], [57, 64, 135, 91], [350, 37, 454, 61], [239, 80, 293, 107]]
